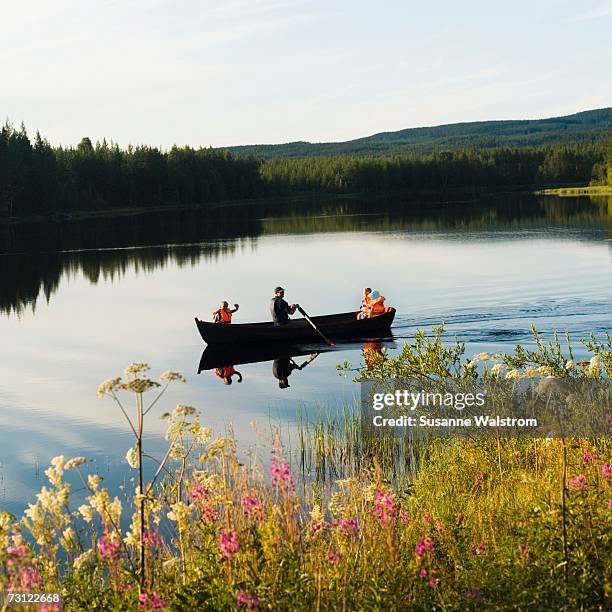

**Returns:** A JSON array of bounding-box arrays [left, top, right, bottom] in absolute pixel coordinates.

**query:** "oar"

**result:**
[[296, 306, 335, 346]]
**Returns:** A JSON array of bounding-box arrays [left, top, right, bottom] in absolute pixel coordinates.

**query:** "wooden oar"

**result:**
[[296, 306, 335, 346]]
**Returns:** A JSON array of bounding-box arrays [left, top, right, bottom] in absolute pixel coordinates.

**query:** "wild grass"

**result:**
[[0, 328, 610, 610]]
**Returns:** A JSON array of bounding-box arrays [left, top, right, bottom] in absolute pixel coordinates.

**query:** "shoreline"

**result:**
[[0, 183, 593, 227]]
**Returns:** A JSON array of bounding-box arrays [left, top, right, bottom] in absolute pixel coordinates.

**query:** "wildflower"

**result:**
[[607, 499, 612, 510], [201, 505, 219, 524], [120, 378, 161, 394], [434, 520, 446, 533], [415, 537, 435, 557], [473, 352, 492, 361], [419, 568, 427, 578], [219, 530, 239, 559], [337, 518, 358, 537], [421, 511, 433, 525], [191, 484, 207, 502], [88, 474, 103, 490], [588, 354, 601, 377], [138, 591, 166, 610], [242, 496, 264, 521], [523, 365, 538, 378], [399, 510, 412, 525], [518, 543, 531, 560], [237, 591, 260, 610], [96, 377, 121, 397], [466, 588, 483, 602], [327, 549, 343, 564], [98, 533, 120, 560], [160, 370, 185, 383], [582, 450, 594, 463], [124, 362, 150, 378], [373, 491, 397, 525], [78, 504, 95, 523], [172, 404, 197, 417], [602, 463, 612, 480], [429, 578, 440, 587], [469, 541, 486, 555], [505, 369, 521, 380], [473, 471, 485, 487], [64, 456, 88, 469], [126, 447, 139, 469], [489, 363, 505, 377], [167, 502, 190, 525], [142, 530, 158, 547], [568, 475, 588, 490], [73, 549, 95, 572], [565, 360, 575, 370], [271, 456, 293, 490]]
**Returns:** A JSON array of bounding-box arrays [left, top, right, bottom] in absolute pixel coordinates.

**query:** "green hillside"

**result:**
[[222, 108, 610, 159]]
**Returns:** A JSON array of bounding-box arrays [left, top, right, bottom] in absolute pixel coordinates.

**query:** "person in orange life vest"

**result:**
[[215, 365, 243, 385], [212, 300, 239, 324], [368, 290, 386, 316]]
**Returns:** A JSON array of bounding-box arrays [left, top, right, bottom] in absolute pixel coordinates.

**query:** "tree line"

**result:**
[[0, 121, 607, 218]]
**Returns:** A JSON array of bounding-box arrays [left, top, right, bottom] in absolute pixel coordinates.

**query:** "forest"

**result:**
[[0, 121, 609, 218]]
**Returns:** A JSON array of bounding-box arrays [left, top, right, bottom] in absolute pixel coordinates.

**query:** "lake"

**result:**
[[1, 193, 611, 515]]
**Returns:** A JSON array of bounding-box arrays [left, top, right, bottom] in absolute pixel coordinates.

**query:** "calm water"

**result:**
[[1, 193, 611, 514]]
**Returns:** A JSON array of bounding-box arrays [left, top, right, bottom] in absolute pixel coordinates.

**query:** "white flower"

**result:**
[[489, 363, 505, 377], [565, 360, 575, 370], [78, 504, 95, 523], [160, 370, 185, 383], [124, 363, 150, 378], [65, 457, 88, 470], [465, 361, 477, 370], [505, 369, 521, 380], [125, 447, 139, 469], [588, 355, 601, 376], [96, 377, 121, 397], [472, 352, 492, 362], [73, 549, 95, 572], [523, 366, 538, 378], [88, 474, 103, 490], [173, 404, 197, 418]]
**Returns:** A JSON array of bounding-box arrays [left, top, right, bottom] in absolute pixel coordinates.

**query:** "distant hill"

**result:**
[[221, 108, 610, 159]]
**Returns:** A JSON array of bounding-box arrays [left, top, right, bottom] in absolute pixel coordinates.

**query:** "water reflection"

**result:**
[[1, 194, 610, 317]]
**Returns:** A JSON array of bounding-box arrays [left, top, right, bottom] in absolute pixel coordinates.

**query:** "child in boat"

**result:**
[[368, 290, 386, 316], [357, 287, 372, 319], [212, 301, 239, 324]]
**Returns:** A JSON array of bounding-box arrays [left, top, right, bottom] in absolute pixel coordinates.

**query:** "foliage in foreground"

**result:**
[[0, 331, 610, 610]]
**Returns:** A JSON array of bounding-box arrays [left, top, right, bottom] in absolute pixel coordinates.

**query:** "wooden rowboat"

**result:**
[[194, 308, 396, 345]]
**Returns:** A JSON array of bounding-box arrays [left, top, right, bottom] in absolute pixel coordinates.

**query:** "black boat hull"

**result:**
[[195, 308, 396, 345]]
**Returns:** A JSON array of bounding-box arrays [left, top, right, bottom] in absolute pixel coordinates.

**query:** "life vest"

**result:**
[[369, 296, 386, 315], [215, 365, 236, 378], [212, 308, 232, 324], [361, 294, 372, 312]]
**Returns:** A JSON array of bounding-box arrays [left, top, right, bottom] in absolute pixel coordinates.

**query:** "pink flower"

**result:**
[[309, 520, 329, 535], [237, 590, 260, 610], [219, 530, 239, 559], [7, 543, 27, 558], [337, 518, 358, 537], [434, 520, 446, 533], [421, 512, 433, 525], [466, 588, 483, 602], [271, 456, 293, 490], [419, 568, 427, 578], [415, 537, 435, 558], [19, 567, 42, 590], [201, 505, 219, 524], [98, 533, 120, 559], [399, 510, 412, 525], [602, 463, 612, 480], [142, 531, 158, 547], [582, 450, 594, 464], [474, 471, 485, 487], [429, 578, 440, 587], [373, 491, 397, 525], [138, 592, 166, 610], [469, 541, 486, 556], [568, 475, 588, 491], [191, 484, 207, 502], [518, 544, 531, 560], [40, 605, 61, 612], [327, 549, 343, 564], [242, 496, 264, 521], [608, 499, 612, 510]]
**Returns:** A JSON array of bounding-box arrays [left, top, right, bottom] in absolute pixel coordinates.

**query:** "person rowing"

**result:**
[[270, 286, 299, 326]]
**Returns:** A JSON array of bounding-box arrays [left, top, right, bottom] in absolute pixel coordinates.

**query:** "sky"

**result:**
[[2, 0, 611, 148]]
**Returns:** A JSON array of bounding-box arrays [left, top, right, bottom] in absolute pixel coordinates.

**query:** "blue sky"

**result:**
[[2, 0, 611, 147]]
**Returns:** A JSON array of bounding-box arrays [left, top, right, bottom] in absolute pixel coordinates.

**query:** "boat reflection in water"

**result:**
[[197, 339, 395, 389]]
